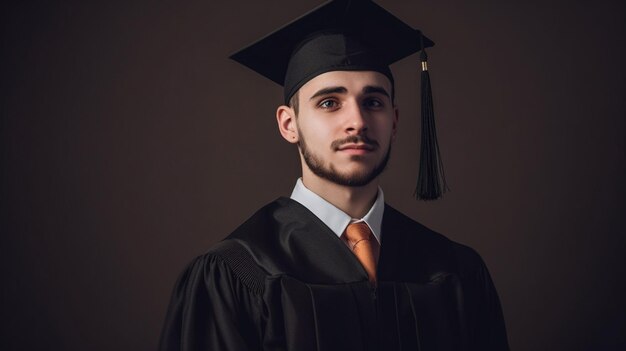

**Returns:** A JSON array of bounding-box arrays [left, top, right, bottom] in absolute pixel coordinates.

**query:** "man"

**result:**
[[159, 0, 509, 350]]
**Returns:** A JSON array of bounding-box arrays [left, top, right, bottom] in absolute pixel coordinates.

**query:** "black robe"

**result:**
[[159, 198, 509, 350]]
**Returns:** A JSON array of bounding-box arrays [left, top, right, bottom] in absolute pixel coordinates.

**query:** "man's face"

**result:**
[[293, 70, 398, 187]]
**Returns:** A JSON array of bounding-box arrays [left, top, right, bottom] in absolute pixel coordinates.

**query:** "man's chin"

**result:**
[[300, 141, 391, 188], [315, 167, 381, 187]]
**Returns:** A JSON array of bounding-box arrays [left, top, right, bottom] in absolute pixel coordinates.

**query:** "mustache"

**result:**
[[331, 135, 379, 151]]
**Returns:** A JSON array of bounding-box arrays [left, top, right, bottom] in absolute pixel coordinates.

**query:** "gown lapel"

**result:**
[[262, 197, 369, 284]]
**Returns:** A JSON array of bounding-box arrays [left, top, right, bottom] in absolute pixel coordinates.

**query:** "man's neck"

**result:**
[[301, 173, 379, 219]]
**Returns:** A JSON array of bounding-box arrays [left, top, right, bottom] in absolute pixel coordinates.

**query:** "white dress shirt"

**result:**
[[290, 178, 385, 244]]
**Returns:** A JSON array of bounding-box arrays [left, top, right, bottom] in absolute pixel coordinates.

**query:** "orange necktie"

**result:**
[[344, 222, 380, 284]]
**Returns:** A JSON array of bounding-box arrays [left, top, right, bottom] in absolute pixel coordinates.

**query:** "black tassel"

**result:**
[[415, 45, 448, 200]]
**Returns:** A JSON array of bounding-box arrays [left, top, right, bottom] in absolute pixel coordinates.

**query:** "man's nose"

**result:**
[[344, 101, 368, 134]]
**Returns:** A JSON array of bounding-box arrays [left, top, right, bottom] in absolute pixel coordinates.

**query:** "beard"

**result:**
[[298, 133, 392, 187]]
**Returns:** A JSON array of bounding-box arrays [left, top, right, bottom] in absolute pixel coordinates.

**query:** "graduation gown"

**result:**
[[159, 198, 509, 351]]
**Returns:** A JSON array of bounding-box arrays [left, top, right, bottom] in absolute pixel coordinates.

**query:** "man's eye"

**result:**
[[319, 99, 338, 109], [364, 98, 383, 108]]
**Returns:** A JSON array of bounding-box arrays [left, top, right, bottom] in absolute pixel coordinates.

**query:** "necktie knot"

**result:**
[[345, 222, 374, 249]]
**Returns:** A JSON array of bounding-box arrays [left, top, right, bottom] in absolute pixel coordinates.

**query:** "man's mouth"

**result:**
[[331, 135, 379, 152], [337, 143, 376, 151]]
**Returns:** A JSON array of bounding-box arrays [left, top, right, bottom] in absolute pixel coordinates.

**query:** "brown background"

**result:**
[[2, 0, 625, 350]]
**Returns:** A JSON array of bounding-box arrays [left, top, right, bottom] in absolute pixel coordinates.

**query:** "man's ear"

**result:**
[[276, 105, 299, 144]]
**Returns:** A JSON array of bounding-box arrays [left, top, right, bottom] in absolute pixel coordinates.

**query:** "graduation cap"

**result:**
[[230, 0, 448, 200]]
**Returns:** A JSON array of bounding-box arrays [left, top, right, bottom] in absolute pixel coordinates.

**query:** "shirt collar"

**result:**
[[290, 178, 385, 243]]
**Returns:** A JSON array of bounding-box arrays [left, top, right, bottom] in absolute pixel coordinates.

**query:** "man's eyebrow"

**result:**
[[363, 85, 390, 98], [309, 86, 347, 101]]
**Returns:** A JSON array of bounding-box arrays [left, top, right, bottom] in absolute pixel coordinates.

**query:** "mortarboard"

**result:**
[[230, 0, 448, 200]]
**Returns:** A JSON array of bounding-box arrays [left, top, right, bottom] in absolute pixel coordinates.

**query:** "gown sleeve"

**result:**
[[454, 244, 510, 350], [158, 253, 263, 351]]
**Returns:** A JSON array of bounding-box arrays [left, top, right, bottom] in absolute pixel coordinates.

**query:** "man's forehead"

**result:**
[[300, 71, 392, 96]]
